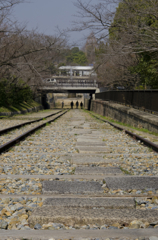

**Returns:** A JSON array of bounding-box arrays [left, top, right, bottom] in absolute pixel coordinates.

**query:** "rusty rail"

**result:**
[[0, 110, 62, 135], [0, 110, 68, 154], [90, 113, 158, 153]]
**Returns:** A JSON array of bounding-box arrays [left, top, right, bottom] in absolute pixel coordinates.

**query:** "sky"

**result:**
[[12, 0, 97, 48]]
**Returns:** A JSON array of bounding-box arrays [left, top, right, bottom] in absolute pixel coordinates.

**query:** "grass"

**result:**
[[102, 179, 106, 184], [35, 130, 41, 135], [0, 100, 40, 113], [86, 110, 158, 137], [70, 167, 76, 175], [120, 167, 132, 175]]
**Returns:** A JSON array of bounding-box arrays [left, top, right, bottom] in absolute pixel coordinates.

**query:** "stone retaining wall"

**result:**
[[84, 99, 158, 133], [0, 105, 43, 117]]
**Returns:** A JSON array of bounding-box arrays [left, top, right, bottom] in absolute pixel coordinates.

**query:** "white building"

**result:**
[[58, 66, 96, 77]]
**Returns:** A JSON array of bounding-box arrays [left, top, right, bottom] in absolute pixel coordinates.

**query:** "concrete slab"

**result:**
[[0, 174, 106, 180], [69, 130, 92, 135], [70, 154, 121, 164], [72, 157, 120, 165], [77, 146, 112, 153], [76, 142, 106, 146], [43, 197, 135, 209], [71, 153, 105, 158], [105, 176, 158, 190], [29, 207, 158, 227], [80, 134, 106, 138], [42, 180, 103, 194], [75, 167, 123, 175], [77, 138, 103, 143], [77, 146, 142, 153], [70, 121, 85, 126], [1, 229, 158, 239], [92, 130, 106, 134]]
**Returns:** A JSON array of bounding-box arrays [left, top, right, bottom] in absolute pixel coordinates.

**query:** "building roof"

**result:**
[[59, 66, 94, 71]]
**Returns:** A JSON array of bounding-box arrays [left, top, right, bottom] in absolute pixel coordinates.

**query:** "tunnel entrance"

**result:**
[[41, 94, 50, 109]]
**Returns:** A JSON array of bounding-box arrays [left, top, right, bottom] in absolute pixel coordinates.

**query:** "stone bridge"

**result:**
[[38, 76, 98, 94]]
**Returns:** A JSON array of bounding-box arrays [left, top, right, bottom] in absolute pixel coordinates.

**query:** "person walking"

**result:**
[[80, 101, 83, 109], [62, 101, 64, 108], [70, 101, 74, 109], [76, 101, 79, 109]]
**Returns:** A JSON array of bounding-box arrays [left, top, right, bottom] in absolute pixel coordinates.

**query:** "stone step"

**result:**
[[0, 174, 105, 180], [76, 142, 106, 146], [3, 152, 154, 158], [77, 146, 143, 153], [42, 180, 103, 194], [72, 153, 156, 157], [76, 142, 138, 147], [77, 138, 104, 142], [72, 157, 120, 165], [43, 197, 135, 209], [75, 166, 123, 175], [0, 229, 158, 239], [105, 176, 158, 190], [69, 130, 92, 135], [28, 206, 158, 227]]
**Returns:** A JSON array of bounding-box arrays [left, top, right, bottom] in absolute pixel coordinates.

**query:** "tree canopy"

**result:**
[[74, 0, 158, 89], [66, 47, 88, 65]]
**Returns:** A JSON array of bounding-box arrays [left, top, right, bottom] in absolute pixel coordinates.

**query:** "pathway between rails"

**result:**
[[0, 109, 158, 240]]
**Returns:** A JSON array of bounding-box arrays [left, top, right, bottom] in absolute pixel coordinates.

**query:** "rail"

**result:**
[[0, 110, 68, 154], [0, 110, 62, 135], [90, 112, 158, 153]]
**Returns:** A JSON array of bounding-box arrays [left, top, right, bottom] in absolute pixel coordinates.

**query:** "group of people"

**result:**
[[71, 101, 83, 109], [61, 101, 83, 109]]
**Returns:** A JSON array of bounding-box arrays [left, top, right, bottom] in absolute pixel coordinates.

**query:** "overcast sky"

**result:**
[[12, 0, 98, 48]]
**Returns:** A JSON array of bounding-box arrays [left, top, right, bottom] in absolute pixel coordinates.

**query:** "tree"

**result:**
[[66, 47, 87, 65], [83, 33, 98, 64], [0, 0, 70, 106], [74, 0, 158, 89]]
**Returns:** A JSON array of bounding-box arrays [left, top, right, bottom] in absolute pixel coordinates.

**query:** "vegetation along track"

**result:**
[[0, 109, 158, 239], [90, 112, 158, 153]]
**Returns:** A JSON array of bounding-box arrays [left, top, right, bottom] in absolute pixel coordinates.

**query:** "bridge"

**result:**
[[37, 66, 98, 94], [38, 77, 98, 94]]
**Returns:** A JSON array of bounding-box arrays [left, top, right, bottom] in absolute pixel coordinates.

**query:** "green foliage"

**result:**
[[109, 0, 158, 89], [66, 47, 87, 65], [0, 77, 33, 107], [130, 53, 158, 89], [110, 0, 158, 41]]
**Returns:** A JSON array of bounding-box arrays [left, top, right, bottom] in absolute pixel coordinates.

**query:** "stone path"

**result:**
[[0, 109, 158, 239]]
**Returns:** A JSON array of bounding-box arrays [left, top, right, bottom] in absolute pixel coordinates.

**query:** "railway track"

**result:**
[[90, 112, 158, 153], [0, 109, 157, 240], [0, 110, 67, 153], [0, 109, 62, 135]]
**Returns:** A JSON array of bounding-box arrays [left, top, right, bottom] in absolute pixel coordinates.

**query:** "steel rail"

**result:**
[[0, 110, 63, 136], [90, 113, 158, 153], [0, 110, 68, 154]]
